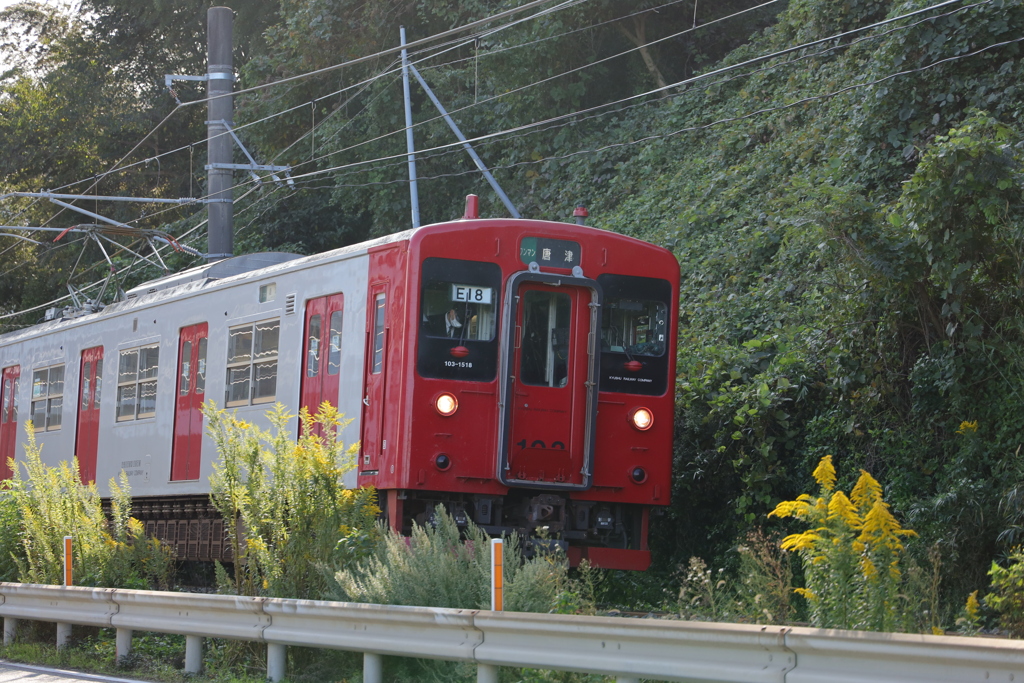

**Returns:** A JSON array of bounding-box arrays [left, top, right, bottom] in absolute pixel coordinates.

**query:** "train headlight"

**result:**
[[435, 392, 458, 416], [434, 453, 452, 471], [630, 467, 648, 484], [629, 407, 653, 431]]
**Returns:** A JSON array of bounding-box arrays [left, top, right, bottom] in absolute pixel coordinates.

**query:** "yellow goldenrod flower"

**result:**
[[850, 469, 883, 512], [813, 455, 837, 491], [827, 490, 861, 527], [793, 587, 818, 601], [780, 531, 821, 552], [956, 420, 979, 435], [966, 590, 980, 620]]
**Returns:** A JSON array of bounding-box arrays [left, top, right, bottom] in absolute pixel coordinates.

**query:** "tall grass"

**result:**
[[204, 401, 379, 599], [9, 425, 172, 588], [333, 505, 567, 612]]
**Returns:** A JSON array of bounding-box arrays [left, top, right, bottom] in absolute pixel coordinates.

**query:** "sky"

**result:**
[[0, 0, 80, 72]]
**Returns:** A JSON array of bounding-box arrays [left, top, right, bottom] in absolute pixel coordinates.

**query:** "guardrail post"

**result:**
[[115, 628, 132, 663], [56, 622, 72, 649], [3, 617, 17, 645], [363, 652, 382, 683], [185, 635, 203, 674], [267, 642, 286, 682], [477, 663, 498, 683]]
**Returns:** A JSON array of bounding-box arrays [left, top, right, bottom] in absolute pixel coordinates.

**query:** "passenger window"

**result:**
[[226, 319, 280, 406], [117, 345, 159, 421], [31, 364, 64, 431]]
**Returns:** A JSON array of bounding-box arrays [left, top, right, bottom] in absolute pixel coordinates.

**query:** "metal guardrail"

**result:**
[[0, 582, 1022, 683]]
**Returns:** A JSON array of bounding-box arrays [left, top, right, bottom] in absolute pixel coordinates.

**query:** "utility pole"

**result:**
[[400, 26, 420, 229], [206, 7, 234, 262]]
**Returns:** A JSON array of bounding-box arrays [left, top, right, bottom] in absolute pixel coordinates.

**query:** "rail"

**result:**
[[0, 583, 1021, 683]]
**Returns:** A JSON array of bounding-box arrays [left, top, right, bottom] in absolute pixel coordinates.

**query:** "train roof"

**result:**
[[0, 216, 665, 346]]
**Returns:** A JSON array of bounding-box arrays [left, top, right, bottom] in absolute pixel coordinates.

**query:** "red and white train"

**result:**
[[0, 197, 679, 570]]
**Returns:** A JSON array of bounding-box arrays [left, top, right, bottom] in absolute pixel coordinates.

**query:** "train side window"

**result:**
[[226, 318, 280, 406], [306, 315, 322, 377], [2, 378, 10, 423], [195, 338, 207, 395], [371, 294, 386, 374], [81, 362, 92, 409], [179, 342, 192, 395], [31, 364, 64, 431], [327, 310, 343, 375], [117, 345, 159, 421], [92, 361, 101, 410]]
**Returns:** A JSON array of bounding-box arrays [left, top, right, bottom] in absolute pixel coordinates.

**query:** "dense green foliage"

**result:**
[[3, 0, 1024, 624]]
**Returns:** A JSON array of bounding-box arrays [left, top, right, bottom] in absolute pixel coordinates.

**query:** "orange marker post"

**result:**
[[491, 538, 503, 611], [63, 536, 72, 586]]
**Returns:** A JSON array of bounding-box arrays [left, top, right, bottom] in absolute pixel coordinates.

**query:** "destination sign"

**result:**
[[519, 237, 581, 269]]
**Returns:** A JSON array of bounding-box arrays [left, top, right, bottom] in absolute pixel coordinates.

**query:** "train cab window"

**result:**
[[226, 318, 280, 407], [117, 345, 159, 421], [520, 290, 572, 388], [31, 364, 64, 431], [596, 274, 672, 396], [417, 257, 502, 382]]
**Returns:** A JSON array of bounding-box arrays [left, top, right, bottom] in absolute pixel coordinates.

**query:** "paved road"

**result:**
[[0, 662, 152, 683]]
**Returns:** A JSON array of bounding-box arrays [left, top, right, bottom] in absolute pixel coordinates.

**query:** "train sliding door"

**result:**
[[75, 347, 103, 483], [171, 323, 208, 481], [499, 274, 600, 489], [360, 284, 388, 472], [0, 365, 20, 480], [300, 293, 344, 427]]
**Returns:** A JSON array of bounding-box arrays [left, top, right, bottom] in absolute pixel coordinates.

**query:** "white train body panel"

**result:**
[[0, 234, 409, 497]]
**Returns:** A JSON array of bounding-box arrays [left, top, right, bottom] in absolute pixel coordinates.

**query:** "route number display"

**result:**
[[451, 284, 492, 304]]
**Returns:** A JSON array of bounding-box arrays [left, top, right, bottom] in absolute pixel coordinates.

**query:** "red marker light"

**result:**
[[450, 346, 470, 358]]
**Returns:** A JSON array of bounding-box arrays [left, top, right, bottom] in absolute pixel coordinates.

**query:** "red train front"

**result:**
[[358, 201, 679, 570]]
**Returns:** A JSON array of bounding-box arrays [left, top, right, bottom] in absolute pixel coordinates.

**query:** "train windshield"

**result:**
[[417, 257, 501, 381], [596, 274, 672, 396]]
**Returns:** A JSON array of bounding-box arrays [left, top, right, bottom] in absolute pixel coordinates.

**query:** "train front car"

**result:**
[[360, 214, 679, 570]]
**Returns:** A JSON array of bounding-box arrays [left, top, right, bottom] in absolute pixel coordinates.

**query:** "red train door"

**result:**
[[75, 347, 103, 483], [360, 284, 388, 471], [0, 365, 20, 480], [300, 293, 344, 426], [171, 323, 208, 481], [499, 275, 600, 489]]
